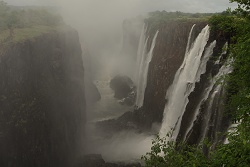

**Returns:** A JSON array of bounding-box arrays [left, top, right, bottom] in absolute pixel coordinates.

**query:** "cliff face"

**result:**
[[97, 21, 230, 149], [0, 27, 86, 167], [139, 20, 230, 145], [136, 21, 207, 128], [177, 28, 230, 145]]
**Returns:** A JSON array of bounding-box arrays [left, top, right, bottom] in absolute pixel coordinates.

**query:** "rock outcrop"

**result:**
[[110, 75, 136, 106], [110, 75, 134, 97], [0, 26, 86, 167]]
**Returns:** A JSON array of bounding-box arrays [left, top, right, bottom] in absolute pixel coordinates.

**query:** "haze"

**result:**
[[6, 0, 236, 13], [4, 0, 237, 67], [2, 0, 238, 163]]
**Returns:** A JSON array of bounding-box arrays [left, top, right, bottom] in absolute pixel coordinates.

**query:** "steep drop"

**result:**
[[160, 25, 212, 138], [136, 29, 159, 108]]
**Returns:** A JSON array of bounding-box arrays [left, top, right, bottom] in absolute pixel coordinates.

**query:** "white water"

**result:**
[[184, 54, 233, 140], [185, 24, 196, 55], [134, 24, 147, 85], [160, 25, 211, 138], [200, 58, 233, 142], [224, 122, 238, 144], [215, 42, 228, 64], [135, 30, 159, 108], [182, 40, 216, 139]]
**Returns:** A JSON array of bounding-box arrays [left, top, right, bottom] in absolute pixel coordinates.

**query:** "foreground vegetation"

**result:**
[[143, 0, 250, 166]]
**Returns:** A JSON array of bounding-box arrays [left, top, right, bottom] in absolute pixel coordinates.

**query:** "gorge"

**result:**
[[84, 15, 233, 165], [1, 2, 248, 166]]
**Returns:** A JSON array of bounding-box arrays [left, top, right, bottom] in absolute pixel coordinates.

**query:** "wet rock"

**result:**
[[110, 75, 134, 99], [118, 90, 136, 106], [110, 75, 136, 106]]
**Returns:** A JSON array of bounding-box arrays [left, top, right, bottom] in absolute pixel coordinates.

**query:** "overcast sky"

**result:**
[[5, 0, 236, 13]]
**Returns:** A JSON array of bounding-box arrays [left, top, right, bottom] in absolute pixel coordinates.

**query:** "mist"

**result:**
[[4, 0, 236, 77], [2, 0, 237, 165], [53, 0, 236, 163], [0, 0, 241, 165]]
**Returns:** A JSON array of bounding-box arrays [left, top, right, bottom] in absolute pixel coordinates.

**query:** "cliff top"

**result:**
[[0, 2, 64, 44], [0, 25, 75, 45], [0, 25, 58, 44]]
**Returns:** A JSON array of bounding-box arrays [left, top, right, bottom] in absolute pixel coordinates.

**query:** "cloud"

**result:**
[[5, 0, 236, 13]]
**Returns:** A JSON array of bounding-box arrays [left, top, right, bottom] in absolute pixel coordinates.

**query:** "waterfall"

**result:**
[[184, 52, 232, 140], [160, 25, 211, 138], [215, 42, 228, 64], [200, 58, 233, 142], [134, 24, 147, 86], [185, 24, 196, 55], [135, 30, 159, 108], [182, 40, 217, 139]]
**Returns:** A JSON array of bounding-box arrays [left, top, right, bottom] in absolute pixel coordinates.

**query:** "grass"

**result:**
[[0, 25, 59, 44]]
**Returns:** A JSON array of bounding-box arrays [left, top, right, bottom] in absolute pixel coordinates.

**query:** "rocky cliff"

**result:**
[[102, 19, 231, 148], [140, 21, 208, 128], [140, 19, 231, 145], [0, 26, 86, 167], [98, 21, 209, 131]]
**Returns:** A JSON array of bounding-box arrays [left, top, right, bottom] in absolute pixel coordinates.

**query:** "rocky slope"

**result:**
[[0, 26, 86, 167]]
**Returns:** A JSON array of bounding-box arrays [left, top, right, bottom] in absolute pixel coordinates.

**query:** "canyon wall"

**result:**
[[139, 20, 231, 145], [0, 26, 86, 167], [90, 19, 231, 155], [139, 21, 207, 128]]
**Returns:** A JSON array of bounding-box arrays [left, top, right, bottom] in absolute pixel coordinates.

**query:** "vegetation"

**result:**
[[0, 25, 57, 43], [145, 11, 213, 32], [142, 134, 208, 167], [230, 0, 250, 18], [142, 1, 250, 166], [146, 10, 214, 22], [0, 0, 63, 43]]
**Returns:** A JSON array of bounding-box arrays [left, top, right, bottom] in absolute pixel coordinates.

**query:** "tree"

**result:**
[[142, 134, 208, 167], [230, 0, 250, 17]]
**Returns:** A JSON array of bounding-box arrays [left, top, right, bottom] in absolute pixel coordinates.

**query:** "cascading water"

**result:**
[[182, 40, 217, 139], [135, 30, 159, 108], [159, 25, 211, 138], [215, 42, 228, 65], [200, 58, 233, 143], [134, 24, 146, 85], [184, 52, 232, 141]]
